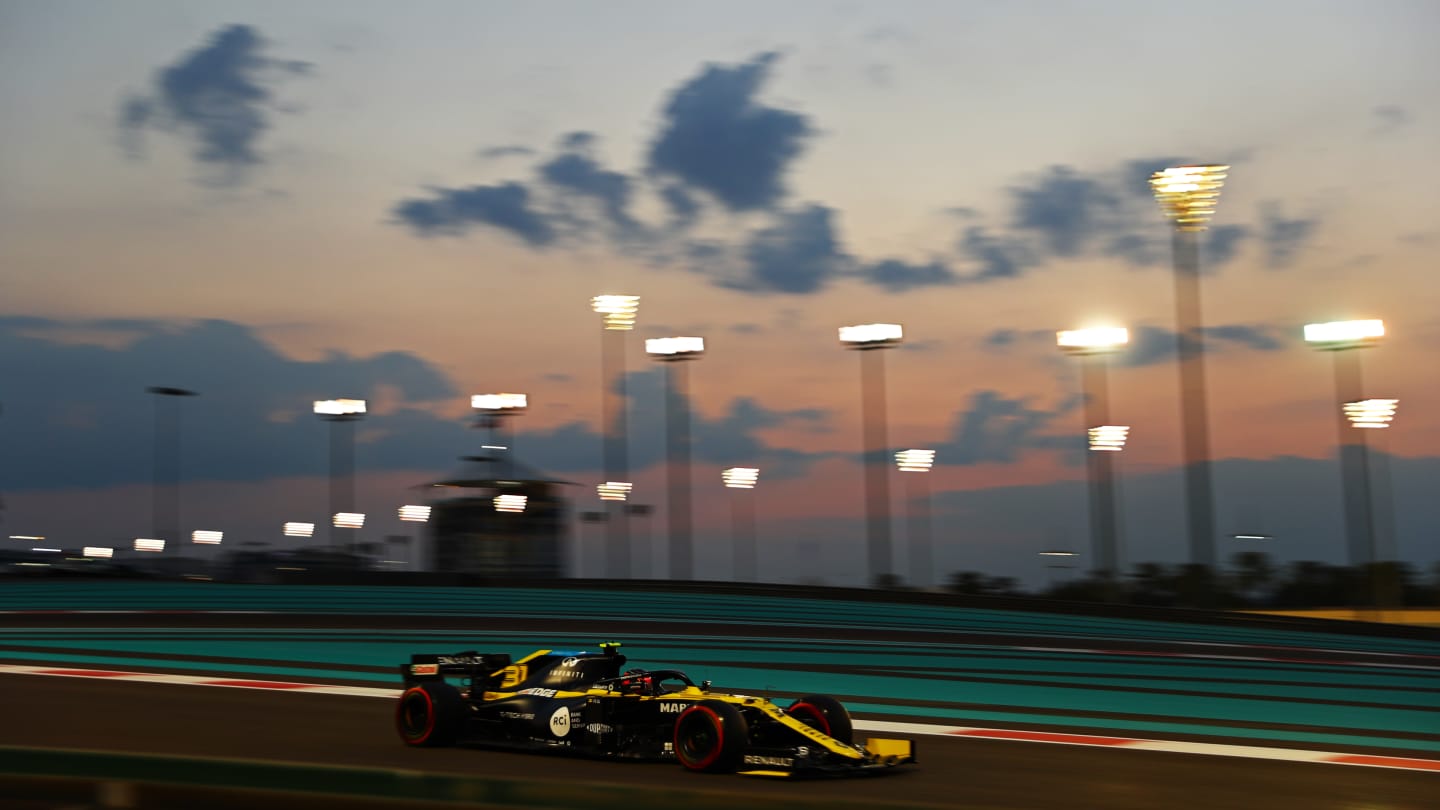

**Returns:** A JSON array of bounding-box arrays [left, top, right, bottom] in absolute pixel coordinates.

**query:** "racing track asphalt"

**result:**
[[4, 674, 1437, 810]]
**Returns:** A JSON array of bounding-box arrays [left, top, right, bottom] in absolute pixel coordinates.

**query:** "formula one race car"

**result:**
[[395, 642, 914, 777]]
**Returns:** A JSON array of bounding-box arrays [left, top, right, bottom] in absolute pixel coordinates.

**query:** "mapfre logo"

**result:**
[[659, 702, 686, 713]]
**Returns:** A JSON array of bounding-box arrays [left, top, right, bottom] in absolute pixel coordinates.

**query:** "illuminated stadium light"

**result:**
[[597, 481, 632, 502], [312, 399, 367, 417], [1344, 399, 1398, 429], [1056, 327, 1129, 354], [284, 522, 316, 538], [9, 535, 45, 541], [471, 393, 528, 411], [838, 323, 903, 347], [192, 530, 223, 545], [1303, 319, 1385, 350], [333, 512, 366, 528], [1088, 425, 1131, 451], [645, 336, 705, 357], [592, 295, 640, 330], [1150, 165, 1229, 231], [1038, 550, 1076, 557], [83, 547, 115, 559], [494, 494, 528, 513], [722, 467, 760, 489], [31, 547, 62, 554], [134, 538, 165, 552], [398, 504, 432, 522], [894, 449, 936, 472]]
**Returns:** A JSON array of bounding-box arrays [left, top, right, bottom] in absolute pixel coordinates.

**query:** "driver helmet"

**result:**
[[619, 669, 652, 695]]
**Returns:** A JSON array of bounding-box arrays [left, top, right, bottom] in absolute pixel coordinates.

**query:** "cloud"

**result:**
[[537, 132, 639, 234], [0, 320, 841, 494], [516, 369, 833, 480], [647, 52, 813, 212], [976, 323, 1284, 367], [1203, 324, 1286, 352], [1115, 325, 1183, 368], [729, 204, 851, 294], [1372, 104, 1411, 135], [1259, 202, 1319, 269], [1009, 166, 1121, 257], [860, 259, 956, 292], [936, 390, 1081, 466], [961, 157, 1259, 281], [1205, 224, 1251, 268], [478, 145, 536, 160], [958, 225, 1034, 281], [117, 24, 309, 183], [1117, 323, 1287, 367], [390, 63, 1264, 298], [982, 329, 1020, 350], [659, 184, 702, 229], [0, 318, 457, 491], [391, 182, 556, 246]]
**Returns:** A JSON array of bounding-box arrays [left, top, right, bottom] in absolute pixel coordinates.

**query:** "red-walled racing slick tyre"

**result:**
[[396, 681, 464, 747], [674, 700, 750, 773], [786, 694, 854, 744]]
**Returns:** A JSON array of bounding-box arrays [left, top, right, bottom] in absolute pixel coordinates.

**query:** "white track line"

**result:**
[[3, 664, 1436, 773]]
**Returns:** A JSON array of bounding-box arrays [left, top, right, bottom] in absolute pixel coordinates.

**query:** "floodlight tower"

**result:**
[[1303, 319, 1387, 569], [1151, 164, 1228, 571], [1057, 327, 1130, 580], [895, 449, 935, 588], [646, 336, 705, 581], [722, 467, 760, 582], [592, 295, 639, 578], [839, 323, 903, 587], [314, 398, 366, 556], [472, 393, 528, 478], [146, 386, 197, 553]]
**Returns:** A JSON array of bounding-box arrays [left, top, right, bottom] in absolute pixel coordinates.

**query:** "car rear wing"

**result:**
[[401, 651, 513, 688]]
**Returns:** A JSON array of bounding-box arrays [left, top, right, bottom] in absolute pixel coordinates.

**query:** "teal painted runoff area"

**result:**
[[2, 583, 1437, 754]]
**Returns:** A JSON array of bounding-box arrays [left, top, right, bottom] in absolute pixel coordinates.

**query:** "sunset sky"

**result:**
[[2, 0, 1438, 586]]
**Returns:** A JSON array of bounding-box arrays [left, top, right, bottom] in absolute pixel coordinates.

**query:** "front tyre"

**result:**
[[396, 682, 464, 747], [786, 694, 853, 744], [674, 700, 749, 773]]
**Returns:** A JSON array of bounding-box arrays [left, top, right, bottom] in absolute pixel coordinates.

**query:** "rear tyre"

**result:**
[[396, 682, 464, 747], [674, 700, 749, 772], [786, 694, 853, 744]]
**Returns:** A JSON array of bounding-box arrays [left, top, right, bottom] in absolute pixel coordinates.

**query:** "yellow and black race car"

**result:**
[[396, 642, 915, 777]]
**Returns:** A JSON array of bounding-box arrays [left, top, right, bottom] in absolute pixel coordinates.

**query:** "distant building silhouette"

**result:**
[[420, 453, 571, 578]]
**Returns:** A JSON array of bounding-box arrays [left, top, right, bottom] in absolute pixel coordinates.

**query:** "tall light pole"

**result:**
[[1057, 327, 1130, 580], [1151, 164, 1228, 571], [314, 398, 366, 558], [472, 393, 527, 478], [597, 481, 633, 578], [839, 322, 902, 586], [1039, 549, 1077, 590], [895, 449, 935, 588], [1303, 319, 1386, 573], [722, 467, 759, 582], [592, 295, 639, 578], [646, 336, 704, 580], [147, 386, 197, 552], [626, 503, 655, 578]]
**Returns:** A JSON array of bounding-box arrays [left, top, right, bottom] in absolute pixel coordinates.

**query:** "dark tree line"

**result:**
[[937, 553, 1440, 609]]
